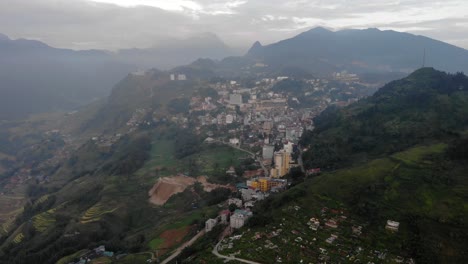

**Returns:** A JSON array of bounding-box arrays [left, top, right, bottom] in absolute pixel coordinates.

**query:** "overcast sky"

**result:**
[[1, 0, 467, 51]]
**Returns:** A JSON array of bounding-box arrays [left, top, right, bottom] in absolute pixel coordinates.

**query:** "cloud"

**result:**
[[0, 0, 467, 50], [89, 0, 202, 11]]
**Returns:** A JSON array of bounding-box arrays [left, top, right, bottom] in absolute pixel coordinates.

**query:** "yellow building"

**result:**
[[246, 178, 287, 192], [258, 178, 269, 192]]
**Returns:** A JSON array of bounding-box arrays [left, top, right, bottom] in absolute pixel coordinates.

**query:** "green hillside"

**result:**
[[192, 143, 467, 263], [301, 67, 468, 169], [0, 122, 244, 264]]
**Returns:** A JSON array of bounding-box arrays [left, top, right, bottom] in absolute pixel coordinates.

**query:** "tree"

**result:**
[[168, 97, 190, 114], [229, 203, 238, 212]]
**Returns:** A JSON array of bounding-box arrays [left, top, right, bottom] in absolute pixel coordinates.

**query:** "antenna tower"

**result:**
[[422, 48, 426, 67]]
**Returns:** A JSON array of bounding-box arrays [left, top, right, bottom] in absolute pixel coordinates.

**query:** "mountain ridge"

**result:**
[[245, 27, 468, 75]]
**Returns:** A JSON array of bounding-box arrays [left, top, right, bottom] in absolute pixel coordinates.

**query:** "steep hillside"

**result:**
[[246, 27, 468, 75], [0, 34, 135, 120], [300, 68, 468, 169], [193, 143, 467, 263], [79, 69, 201, 134]]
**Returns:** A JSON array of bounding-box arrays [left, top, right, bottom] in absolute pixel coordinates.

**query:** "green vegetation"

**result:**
[[168, 97, 190, 114], [164, 211, 204, 230], [181, 145, 248, 178], [212, 144, 468, 263], [136, 136, 247, 182], [233, 69, 468, 263], [136, 139, 178, 177], [56, 249, 89, 264], [301, 68, 468, 169], [115, 253, 151, 264], [148, 237, 164, 250]]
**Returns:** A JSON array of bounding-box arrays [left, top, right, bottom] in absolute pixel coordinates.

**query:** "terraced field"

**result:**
[[33, 211, 56, 233], [0, 195, 25, 234], [81, 203, 118, 224], [34, 195, 50, 206], [0, 207, 23, 234], [13, 232, 24, 244]]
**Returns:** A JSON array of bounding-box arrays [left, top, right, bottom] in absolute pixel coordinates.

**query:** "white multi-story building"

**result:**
[[205, 218, 218, 232], [230, 209, 252, 229], [226, 114, 234, 124]]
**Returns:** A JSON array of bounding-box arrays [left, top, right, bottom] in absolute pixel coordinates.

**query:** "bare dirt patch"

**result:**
[[158, 226, 190, 255], [148, 175, 232, 205]]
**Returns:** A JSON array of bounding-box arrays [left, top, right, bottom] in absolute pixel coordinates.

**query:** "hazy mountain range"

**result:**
[[0, 33, 236, 120], [116, 32, 238, 70], [1, 28, 468, 120], [0, 34, 135, 120], [246, 27, 468, 75]]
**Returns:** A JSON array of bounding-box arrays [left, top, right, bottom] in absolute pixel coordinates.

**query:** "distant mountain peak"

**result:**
[[365, 27, 382, 32], [0, 33, 9, 41], [251, 41, 262, 48], [247, 41, 263, 55], [305, 26, 333, 34]]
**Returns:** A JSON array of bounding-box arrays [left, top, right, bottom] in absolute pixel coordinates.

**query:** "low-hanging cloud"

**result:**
[[0, 0, 467, 50]]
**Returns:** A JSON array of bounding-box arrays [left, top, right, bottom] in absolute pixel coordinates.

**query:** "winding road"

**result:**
[[212, 237, 262, 264]]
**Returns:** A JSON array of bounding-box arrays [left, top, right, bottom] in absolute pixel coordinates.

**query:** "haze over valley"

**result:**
[[1, 1, 468, 264]]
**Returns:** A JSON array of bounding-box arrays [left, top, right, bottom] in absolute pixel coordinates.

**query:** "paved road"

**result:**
[[160, 230, 205, 264], [214, 140, 269, 177], [212, 238, 262, 264]]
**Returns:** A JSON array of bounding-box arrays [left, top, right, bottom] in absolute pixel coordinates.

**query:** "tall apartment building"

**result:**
[[270, 150, 291, 178]]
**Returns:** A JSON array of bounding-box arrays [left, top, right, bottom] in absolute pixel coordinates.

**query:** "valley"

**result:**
[[0, 60, 379, 263], [0, 24, 467, 264]]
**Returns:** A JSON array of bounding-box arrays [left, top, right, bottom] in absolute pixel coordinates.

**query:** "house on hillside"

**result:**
[[205, 218, 218, 232], [386, 220, 400, 232], [325, 219, 338, 229], [229, 138, 240, 145]]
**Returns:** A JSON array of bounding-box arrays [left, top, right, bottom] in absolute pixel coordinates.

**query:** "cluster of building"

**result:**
[[169, 73, 187, 81], [205, 205, 254, 232], [190, 73, 372, 181], [332, 70, 359, 82], [69, 245, 115, 264], [90, 133, 123, 151], [205, 176, 289, 232]]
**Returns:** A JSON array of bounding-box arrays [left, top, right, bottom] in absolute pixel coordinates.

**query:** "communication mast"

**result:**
[[422, 48, 426, 67]]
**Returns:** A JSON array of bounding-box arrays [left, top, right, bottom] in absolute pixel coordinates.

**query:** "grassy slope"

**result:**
[[137, 138, 247, 180], [211, 144, 468, 263]]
